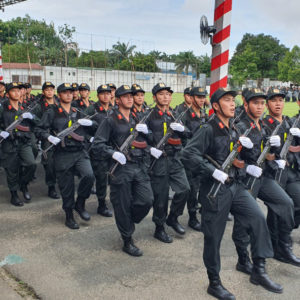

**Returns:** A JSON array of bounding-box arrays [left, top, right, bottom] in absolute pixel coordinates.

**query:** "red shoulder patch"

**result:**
[[219, 122, 224, 129]]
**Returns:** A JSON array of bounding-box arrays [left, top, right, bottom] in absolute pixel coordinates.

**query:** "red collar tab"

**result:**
[[8, 105, 12, 110], [219, 122, 224, 129], [158, 110, 163, 116], [209, 109, 214, 116], [191, 112, 195, 118], [250, 122, 255, 128], [80, 101, 83, 106], [45, 102, 49, 107], [58, 107, 63, 113], [99, 106, 103, 111], [268, 117, 274, 124], [117, 114, 123, 120]]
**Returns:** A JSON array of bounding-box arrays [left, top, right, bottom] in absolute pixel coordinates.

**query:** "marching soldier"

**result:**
[[87, 84, 113, 217], [181, 88, 280, 299], [25, 83, 35, 102], [72, 83, 80, 101], [146, 83, 190, 243], [131, 84, 147, 119], [92, 85, 155, 256], [175, 87, 192, 114], [0, 82, 37, 206], [35, 83, 95, 229], [0, 81, 7, 102], [33, 82, 60, 199], [107, 83, 117, 107], [72, 83, 93, 111]]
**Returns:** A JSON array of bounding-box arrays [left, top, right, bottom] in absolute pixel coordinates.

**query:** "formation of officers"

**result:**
[[1, 79, 300, 299]]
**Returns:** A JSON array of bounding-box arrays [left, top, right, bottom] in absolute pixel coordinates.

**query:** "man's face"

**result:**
[[20, 88, 26, 97], [118, 93, 133, 109], [193, 95, 206, 108], [98, 91, 111, 104], [79, 89, 90, 99], [246, 97, 266, 119], [111, 88, 116, 99], [8, 88, 21, 101], [213, 94, 235, 118], [26, 88, 32, 95], [266, 96, 284, 117], [73, 90, 79, 99], [133, 92, 145, 106], [0, 84, 6, 93], [43, 87, 55, 99], [184, 94, 192, 105], [154, 89, 169, 106], [59, 90, 73, 103]]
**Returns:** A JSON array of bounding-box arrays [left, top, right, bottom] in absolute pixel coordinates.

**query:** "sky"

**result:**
[[1, 0, 299, 57]]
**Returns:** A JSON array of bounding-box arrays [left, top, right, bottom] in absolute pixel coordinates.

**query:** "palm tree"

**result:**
[[111, 41, 136, 61], [175, 51, 197, 75]]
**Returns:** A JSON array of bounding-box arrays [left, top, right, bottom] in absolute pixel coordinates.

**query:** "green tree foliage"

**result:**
[[278, 46, 300, 84]]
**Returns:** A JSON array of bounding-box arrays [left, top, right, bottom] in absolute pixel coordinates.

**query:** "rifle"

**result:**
[[42, 112, 97, 158], [108, 109, 154, 177], [148, 107, 189, 172], [0, 95, 42, 144], [246, 117, 285, 192], [275, 115, 300, 185], [207, 124, 254, 205]]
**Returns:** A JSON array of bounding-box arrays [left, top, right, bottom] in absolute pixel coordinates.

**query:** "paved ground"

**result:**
[[1, 164, 300, 300]]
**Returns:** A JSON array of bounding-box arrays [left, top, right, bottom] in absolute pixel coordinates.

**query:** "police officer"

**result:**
[[0, 81, 7, 102], [0, 82, 37, 206], [107, 83, 117, 107], [147, 83, 190, 243], [72, 83, 80, 101], [33, 82, 60, 199], [92, 85, 155, 256], [35, 83, 95, 229], [233, 88, 249, 124], [175, 87, 192, 114], [25, 83, 35, 102], [131, 84, 147, 119], [181, 88, 280, 299], [87, 84, 113, 217], [72, 83, 93, 111]]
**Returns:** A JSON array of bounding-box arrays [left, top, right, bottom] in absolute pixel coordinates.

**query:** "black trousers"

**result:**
[[201, 181, 273, 278], [110, 161, 153, 239], [185, 169, 201, 214], [41, 150, 56, 187], [54, 150, 95, 211], [150, 155, 190, 226]]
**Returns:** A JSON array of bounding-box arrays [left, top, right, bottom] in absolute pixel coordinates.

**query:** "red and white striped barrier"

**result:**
[[0, 48, 3, 81], [210, 0, 232, 97]]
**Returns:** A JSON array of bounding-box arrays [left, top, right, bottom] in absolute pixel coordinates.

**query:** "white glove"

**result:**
[[22, 112, 33, 120], [239, 137, 254, 149], [275, 159, 286, 169], [270, 135, 281, 147], [112, 151, 126, 165], [136, 124, 148, 134], [150, 147, 163, 159], [170, 122, 184, 132], [246, 165, 262, 178], [290, 127, 300, 137], [212, 169, 228, 184], [0, 131, 9, 139], [89, 137, 94, 143], [78, 119, 93, 126], [48, 135, 61, 145]]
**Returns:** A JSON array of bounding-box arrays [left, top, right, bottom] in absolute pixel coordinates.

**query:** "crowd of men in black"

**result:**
[[0, 79, 300, 299]]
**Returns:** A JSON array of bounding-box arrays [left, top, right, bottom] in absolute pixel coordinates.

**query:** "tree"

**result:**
[[278, 46, 300, 84], [230, 44, 260, 86], [194, 54, 211, 78], [230, 33, 288, 79], [58, 24, 75, 67], [111, 42, 136, 61], [175, 51, 197, 75]]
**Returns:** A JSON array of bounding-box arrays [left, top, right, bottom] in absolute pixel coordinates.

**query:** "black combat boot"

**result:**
[[65, 209, 79, 230], [122, 237, 143, 257], [274, 239, 300, 267], [250, 258, 283, 293], [166, 213, 185, 235], [207, 274, 236, 300], [75, 197, 90, 221], [97, 200, 113, 217], [236, 248, 253, 275], [10, 191, 24, 207], [188, 211, 202, 232], [20, 185, 31, 203], [48, 186, 60, 199], [154, 225, 173, 243]]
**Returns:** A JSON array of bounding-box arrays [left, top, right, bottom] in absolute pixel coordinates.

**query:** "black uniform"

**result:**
[[72, 99, 94, 113], [91, 108, 153, 241]]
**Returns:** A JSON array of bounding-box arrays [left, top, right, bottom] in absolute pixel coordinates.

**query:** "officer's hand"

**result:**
[[246, 165, 262, 178], [150, 147, 163, 159], [239, 137, 254, 149], [48, 135, 61, 145], [112, 151, 126, 165], [270, 135, 281, 147], [275, 159, 286, 169], [78, 119, 93, 126], [170, 122, 184, 132], [89, 137, 94, 143], [212, 169, 228, 184], [290, 127, 300, 137], [136, 124, 148, 134], [0, 131, 10, 139], [22, 112, 33, 120]]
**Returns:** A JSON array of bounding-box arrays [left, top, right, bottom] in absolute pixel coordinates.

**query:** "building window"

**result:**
[[73, 72, 76, 76], [68, 72, 71, 76], [50, 72, 54, 76], [12, 75, 19, 82]]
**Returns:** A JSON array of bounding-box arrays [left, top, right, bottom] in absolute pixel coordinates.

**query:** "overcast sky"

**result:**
[[1, 0, 299, 57]]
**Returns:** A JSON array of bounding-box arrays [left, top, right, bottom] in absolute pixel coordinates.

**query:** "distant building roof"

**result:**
[[2, 63, 43, 70]]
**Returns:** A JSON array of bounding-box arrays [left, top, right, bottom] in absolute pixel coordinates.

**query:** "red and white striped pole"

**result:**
[[210, 0, 232, 97], [0, 47, 3, 82]]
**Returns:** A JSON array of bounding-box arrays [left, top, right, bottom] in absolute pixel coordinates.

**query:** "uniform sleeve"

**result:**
[[34, 109, 54, 141], [181, 124, 216, 176]]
